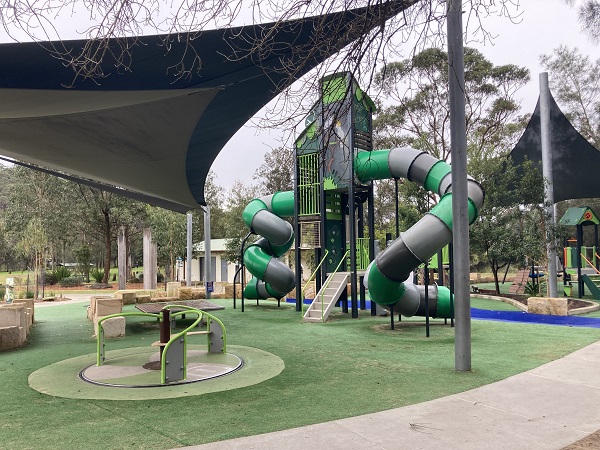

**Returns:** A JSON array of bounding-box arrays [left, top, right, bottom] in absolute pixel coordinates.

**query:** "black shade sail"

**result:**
[[0, 1, 414, 212], [510, 92, 600, 203]]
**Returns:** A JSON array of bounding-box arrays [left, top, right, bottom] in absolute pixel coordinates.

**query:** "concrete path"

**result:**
[[33, 293, 95, 307], [178, 340, 600, 450]]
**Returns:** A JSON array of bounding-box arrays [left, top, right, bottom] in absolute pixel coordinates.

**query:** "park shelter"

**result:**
[[0, 2, 413, 213]]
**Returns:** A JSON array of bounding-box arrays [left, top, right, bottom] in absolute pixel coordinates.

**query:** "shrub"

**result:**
[[90, 268, 104, 284], [59, 276, 84, 287], [524, 281, 540, 297], [44, 272, 57, 285], [25, 290, 34, 299], [52, 266, 71, 283], [157, 272, 164, 283]]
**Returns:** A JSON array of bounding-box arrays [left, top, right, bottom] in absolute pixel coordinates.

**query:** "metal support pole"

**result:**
[[293, 150, 302, 312], [447, 0, 471, 371], [577, 224, 583, 298], [240, 232, 252, 312], [186, 213, 192, 287], [368, 182, 377, 316], [394, 178, 400, 239], [424, 262, 430, 338], [449, 243, 454, 327], [540, 72, 558, 298], [204, 206, 212, 299], [117, 228, 127, 290]]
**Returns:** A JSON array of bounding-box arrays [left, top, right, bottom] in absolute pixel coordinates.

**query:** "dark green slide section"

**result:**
[[582, 274, 600, 300]]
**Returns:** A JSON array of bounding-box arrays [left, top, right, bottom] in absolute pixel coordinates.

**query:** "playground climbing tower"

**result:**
[[293, 72, 377, 318]]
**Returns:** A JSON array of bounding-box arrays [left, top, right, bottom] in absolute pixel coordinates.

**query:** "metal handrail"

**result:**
[[161, 305, 227, 384], [96, 311, 160, 366], [319, 249, 350, 322], [96, 306, 227, 385], [581, 253, 600, 275], [301, 249, 329, 317]]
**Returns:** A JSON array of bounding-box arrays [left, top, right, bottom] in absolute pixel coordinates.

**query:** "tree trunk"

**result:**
[[491, 262, 500, 294], [103, 209, 111, 284]]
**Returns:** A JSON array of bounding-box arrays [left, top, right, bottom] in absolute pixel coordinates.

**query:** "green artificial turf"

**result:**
[[2, 300, 600, 449], [470, 297, 521, 311]]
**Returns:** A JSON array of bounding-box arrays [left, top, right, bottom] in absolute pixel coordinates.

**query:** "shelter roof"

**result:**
[[0, 2, 412, 212], [559, 207, 600, 226]]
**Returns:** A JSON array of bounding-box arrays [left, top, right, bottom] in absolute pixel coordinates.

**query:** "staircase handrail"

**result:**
[[301, 249, 329, 317], [581, 253, 600, 275], [319, 250, 350, 322]]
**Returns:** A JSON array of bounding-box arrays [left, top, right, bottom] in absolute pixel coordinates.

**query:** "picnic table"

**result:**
[[135, 300, 225, 314]]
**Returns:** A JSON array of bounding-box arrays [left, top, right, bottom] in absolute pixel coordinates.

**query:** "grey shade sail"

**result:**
[[510, 92, 600, 203], [0, 1, 414, 212]]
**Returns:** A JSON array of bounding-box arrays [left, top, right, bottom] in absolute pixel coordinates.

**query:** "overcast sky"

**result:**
[[211, 0, 600, 190]]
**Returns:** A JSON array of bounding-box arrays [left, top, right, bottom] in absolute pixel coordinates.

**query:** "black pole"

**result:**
[[577, 224, 584, 298], [293, 148, 303, 312], [368, 182, 376, 316], [449, 243, 454, 328], [390, 302, 395, 330], [437, 249, 444, 286], [394, 178, 400, 239], [424, 261, 430, 338], [595, 224, 599, 272], [358, 201, 366, 310], [233, 264, 243, 309], [240, 232, 252, 312]]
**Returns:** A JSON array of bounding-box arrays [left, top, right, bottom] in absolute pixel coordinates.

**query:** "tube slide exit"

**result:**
[[242, 191, 295, 299], [356, 147, 484, 318]]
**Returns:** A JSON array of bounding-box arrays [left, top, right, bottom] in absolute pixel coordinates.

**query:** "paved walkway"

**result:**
[[178, 340, 600, 450], [33, 293, 93, 307]]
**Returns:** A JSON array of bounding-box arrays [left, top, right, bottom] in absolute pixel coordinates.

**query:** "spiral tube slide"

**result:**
[[242, 191, 296, 299], [355, 147, 484, 318]]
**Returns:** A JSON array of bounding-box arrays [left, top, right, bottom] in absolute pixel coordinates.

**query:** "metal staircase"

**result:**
[[303, 272, 350, 322]]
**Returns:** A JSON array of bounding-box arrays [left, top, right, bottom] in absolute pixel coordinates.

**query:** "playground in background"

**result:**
[[240, 72, 484, 325]]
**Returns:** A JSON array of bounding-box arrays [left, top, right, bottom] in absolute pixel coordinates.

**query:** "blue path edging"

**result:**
[[471, 308, 600, 328], [287, 299, 600, 328]]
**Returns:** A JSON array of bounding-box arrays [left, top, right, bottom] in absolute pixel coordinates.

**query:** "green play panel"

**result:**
[[29, 345, 284, 401]]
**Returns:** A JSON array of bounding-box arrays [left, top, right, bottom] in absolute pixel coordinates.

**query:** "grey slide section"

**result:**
[[264, 259, 295, 293], [175, 340, 600, 450], [251, 210, 293, 246]]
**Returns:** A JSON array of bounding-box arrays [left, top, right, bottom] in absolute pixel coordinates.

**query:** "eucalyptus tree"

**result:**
[[540, 46, 600, 148], [222, 181, 261, 265], [469, 158, 545, 293], [371, 47, 530, 244], [253, 147, 294, 195], [73, 185, 148, 284], [4, 166, 78, 269], [565, 1, 600, 41], [146, 206, 187, 282]]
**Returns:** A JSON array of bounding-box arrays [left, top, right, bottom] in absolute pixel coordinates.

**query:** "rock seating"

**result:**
[[12, 299, 34, 327], [166, 281, 182, 297], [99, 316, 126, 338], [0, 303, 30, 351], [87, 296, 124, 338]]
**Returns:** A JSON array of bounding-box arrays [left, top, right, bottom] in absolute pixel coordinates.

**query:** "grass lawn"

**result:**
[[2, 299, 600, 449]]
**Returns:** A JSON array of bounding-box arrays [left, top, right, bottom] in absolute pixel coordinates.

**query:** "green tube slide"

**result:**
[[242, 191, 296, 300], [357, 148, 484, 318]]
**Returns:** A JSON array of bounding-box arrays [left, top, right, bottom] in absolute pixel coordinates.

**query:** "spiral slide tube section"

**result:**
[[356, 147, 484, 318], [242, 191, 296, 299]]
